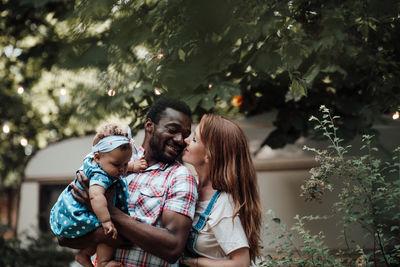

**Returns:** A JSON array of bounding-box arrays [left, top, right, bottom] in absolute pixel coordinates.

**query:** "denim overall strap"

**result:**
[[187, 190, 221, 255], [193, 190, 221, 232]]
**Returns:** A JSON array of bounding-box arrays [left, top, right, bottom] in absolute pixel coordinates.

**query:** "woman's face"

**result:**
[[182, 125, 208, 168]]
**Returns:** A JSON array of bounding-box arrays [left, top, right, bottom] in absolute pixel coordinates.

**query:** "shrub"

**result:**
[[260, 210, 349, 266], [260, 106, 400, 266], [0, 232, 74, 267]]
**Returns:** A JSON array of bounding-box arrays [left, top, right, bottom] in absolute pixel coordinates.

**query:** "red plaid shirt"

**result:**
[[115, 147, 197, 266]]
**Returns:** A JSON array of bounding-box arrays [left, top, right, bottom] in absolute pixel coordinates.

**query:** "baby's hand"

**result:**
[[102, 221, 118, 239], [128, 157, 148, 173]]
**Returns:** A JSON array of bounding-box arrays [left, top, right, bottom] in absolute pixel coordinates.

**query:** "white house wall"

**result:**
[[17, 182, 39, 240]]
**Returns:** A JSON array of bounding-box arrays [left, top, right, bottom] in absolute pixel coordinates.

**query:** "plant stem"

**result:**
[[328, 112, 342, 158], [376, 230, 390, 266], [343, 227, 350, 250], [373, 237, 377, 267]]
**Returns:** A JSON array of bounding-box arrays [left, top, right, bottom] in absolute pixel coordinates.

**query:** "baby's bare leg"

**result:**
[[75, 247, 96, 267], [96, 243, 122, 267]]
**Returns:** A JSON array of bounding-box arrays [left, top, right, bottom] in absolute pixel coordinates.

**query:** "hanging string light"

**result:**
[[154, 87, 162, 95], [108, 88, 116, 96], [24, 144, 33, 156], [59, 84, 68, 106], [208, 84, 213, 89], [60, 84, 67, 96], [156, 53, 164, 60], [2, 123, 10, 133], [393, 111, 399, 120], [17, 85, 24, 94], [20, 137, 28, 147]]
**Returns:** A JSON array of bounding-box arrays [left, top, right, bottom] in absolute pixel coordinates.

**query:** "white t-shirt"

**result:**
[[192, 192, 249, 260]]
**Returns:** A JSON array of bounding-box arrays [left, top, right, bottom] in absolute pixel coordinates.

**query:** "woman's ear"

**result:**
[[204, 154, 210, 164]]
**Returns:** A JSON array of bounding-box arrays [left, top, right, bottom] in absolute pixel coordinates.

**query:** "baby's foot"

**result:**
[[75, 253, 94, 267], [98, 260, 122, 267]]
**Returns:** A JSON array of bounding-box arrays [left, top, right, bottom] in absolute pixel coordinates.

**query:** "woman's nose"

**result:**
[[184, 136, 190, 145]]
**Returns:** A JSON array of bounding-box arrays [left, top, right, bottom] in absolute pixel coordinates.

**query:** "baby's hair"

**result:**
[[93, 123, 131, 150]]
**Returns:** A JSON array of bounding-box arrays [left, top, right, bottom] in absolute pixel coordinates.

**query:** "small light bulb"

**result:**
[[20, 137, 28, 147], [24, 144, 33, 156], [157, 53, 164, 59], [154, 88, 161, 95], [108, 89, 116, 96], [60, 84, 67, 96], [393, 111, 399, 120], [208, 84, 212, 89], [17, 85, 24, 94], [3, 124, 10, 133]]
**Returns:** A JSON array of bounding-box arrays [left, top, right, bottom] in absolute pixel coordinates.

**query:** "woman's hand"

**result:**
[[70, 171, 92, 212], [180, 247, 250, 267], [180, 257, 198, 267]]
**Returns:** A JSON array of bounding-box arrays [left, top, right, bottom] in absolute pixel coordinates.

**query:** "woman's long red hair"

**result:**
[[199, 114, 262, 261]]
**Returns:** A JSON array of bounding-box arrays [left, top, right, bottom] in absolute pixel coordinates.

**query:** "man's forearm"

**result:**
[[57, 228, 126, 249], [110, 205, 191, 263], [57, 229, 99, 249]]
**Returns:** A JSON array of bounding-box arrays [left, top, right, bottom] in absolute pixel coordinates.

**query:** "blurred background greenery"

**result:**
[[1, 0, 399, 203]]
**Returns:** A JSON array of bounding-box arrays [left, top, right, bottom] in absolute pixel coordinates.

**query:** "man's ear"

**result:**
[[93, 152, 101, 163], [145, 118, 155, 134]]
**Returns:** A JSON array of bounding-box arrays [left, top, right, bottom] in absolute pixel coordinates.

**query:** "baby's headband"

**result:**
[[92, 126, 132, 153]]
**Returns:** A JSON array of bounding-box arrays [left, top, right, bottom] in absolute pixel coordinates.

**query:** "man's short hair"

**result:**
[[146, 97, 192, 124]]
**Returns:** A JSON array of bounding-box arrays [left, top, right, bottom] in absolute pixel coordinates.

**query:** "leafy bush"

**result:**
[[260, 106, 400, 266], [0, 232, 74, 267], [260, 211, 349, 267]]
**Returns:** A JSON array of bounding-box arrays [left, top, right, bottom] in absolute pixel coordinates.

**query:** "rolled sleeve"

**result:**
[[164, 166, 198, 220]]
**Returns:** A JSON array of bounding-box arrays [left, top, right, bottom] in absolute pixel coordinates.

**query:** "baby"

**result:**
[[50, 123, 147, 267]]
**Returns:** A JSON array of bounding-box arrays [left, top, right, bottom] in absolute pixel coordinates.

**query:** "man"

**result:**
[[59, 97, 198, 266]]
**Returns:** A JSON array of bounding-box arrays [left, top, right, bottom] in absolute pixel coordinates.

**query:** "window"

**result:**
[[39, 184, 68, 233]]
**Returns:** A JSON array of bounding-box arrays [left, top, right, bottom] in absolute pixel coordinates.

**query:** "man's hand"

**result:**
[[70, 171, 92, 211]]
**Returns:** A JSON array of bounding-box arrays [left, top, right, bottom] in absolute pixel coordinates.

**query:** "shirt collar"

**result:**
[[137, 146, 172, 171]]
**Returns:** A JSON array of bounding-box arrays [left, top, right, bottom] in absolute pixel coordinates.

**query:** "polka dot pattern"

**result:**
[[49, 155, 130, 238]]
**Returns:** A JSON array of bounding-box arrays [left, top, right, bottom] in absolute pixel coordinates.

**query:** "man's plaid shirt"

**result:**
[[114, 147, 198, 266]]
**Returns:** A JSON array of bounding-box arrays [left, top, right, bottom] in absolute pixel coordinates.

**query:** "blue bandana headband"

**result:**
[[92, 126, 133, 153]]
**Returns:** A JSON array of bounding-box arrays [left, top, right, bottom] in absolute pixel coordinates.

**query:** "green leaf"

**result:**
[[289, 79, 306, 99], [303, 65, 320, 85], [178, 49, 186, 62]]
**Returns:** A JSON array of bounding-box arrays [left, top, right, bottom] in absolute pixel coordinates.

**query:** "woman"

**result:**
[[181, 114, 262, 267]]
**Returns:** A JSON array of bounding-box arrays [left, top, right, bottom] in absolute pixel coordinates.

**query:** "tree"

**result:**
[[2, 0, 400, 187], [57, 0, 400, 147], [0, 0, 101, 187]]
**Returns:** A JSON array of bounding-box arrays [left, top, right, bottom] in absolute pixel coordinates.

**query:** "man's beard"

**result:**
[[149, 133, 177, 164]]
